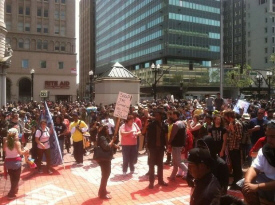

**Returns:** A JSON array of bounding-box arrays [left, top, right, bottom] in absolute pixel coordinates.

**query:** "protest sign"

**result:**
[[114, 92, 132, 120]]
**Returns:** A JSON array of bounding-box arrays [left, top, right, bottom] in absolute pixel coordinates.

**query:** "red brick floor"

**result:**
[[0, 148, 243, 205]]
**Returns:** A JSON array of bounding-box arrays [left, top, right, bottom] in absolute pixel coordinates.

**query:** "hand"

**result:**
[[254, 126, 260, 131], [41, 144, 46, 149], [242, 182, 259, 194]]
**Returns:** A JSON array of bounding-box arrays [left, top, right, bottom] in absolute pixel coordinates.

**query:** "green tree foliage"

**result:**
[[224, 64, 253, 89]]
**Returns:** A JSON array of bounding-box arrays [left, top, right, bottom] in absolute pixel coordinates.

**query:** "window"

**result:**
[[17, 22, 23, 31], [55, 0, 59, 2], [58, 62, 64, 69], [44, 9, 48, 17], [265, 18, 268, 23], [24, 39, 30, 49], [55, 42, 60, 51], [40, 60, 46, 68], [265, 48, 268, 53], [25, 23, 30, 32], [37, 40, 42, 49], [273, 27, 275, 33], [5, 21, 11, 30], [60, 26, 65, 36], [61, 0, 66, 3], [55, 10, 59, 19], [54, 26, 59, 34], [25, 7, 30, 15], [18, 39, 24, 48], [43, 25, 48, 33], [265, 27, 267, 33], [265, 57, 268, 63], [61, 43, 65, 51], [60, 11, 65, 20], [18, 6, 23, 14], [37, 8, 42, 16], [265, 37, 268, 43], [6, 4, 11, 13], [43, 41, 48, 50], [37, 24, 42, 32], [22, 59, 29, 68]]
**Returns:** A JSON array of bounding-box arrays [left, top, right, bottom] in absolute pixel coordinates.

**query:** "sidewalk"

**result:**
[[0, 148, 242, 205]]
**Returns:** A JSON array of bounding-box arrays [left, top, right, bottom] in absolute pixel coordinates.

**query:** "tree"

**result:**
[[224, 64, 253, 90]]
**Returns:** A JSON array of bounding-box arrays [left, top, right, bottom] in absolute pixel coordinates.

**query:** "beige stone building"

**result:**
[[4, 0, 77, 102]]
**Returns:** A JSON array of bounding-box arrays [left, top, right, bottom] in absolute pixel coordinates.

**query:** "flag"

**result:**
[[44, 102, 63, 166]]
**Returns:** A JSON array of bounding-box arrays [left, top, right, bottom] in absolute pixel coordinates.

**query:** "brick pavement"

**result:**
[[0, 147, 243, 205]]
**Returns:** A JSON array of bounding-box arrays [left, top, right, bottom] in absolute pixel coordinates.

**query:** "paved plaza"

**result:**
[[0, 147, 242, 205]]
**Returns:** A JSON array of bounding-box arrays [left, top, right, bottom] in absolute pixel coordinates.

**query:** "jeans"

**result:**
[[65, 134, 71, 153], [8, 167, 21, 196], [170, 146, 188, 178], [148, 147, 165, 184], [98, 160, 111, 197], [73, 141, 84, 163], [37, 148, 51, 171], [229, 149, 243, 185], [122, 145, 137, 173]]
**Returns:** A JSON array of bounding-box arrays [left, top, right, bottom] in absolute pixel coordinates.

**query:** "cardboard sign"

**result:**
[[114, 92, 132, 120]]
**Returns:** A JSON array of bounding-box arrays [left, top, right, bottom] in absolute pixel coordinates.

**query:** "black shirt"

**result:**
[[54, 122, 67, 141]]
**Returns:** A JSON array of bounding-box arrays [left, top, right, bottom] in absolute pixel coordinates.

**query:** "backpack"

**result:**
[[36, 127, 50, 144]]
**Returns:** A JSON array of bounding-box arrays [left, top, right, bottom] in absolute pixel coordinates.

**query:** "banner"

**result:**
[[44, 102, 63, 166]]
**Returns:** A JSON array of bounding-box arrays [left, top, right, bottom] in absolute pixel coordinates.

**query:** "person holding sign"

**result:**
[[119, 114, 141, 175]]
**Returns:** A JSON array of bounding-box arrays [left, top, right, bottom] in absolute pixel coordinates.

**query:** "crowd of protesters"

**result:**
[[0, 94, 275, 204]]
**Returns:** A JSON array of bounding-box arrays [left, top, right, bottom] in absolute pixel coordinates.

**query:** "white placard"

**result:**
[[114, 92, 132, 119], [233, 99, 250, 114]]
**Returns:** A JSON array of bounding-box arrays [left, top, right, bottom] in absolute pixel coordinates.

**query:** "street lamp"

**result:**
[[255, 74, 263, 100], [151, 63, 160, 101], [30, 69, 35, 101], [89, 70, 94, 102], [267, 71, 273, 99]]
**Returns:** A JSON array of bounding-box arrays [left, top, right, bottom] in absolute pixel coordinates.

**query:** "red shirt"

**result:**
[[249, 136, 266, 157]]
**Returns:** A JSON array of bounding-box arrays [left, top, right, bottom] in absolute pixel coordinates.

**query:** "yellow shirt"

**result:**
[[70, 120, 88, 142]]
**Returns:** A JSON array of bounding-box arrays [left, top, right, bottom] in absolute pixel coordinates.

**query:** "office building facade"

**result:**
[[79, 0, 96, 101], [4, 0, 77, 102], [96, 0, 221, 73], [223, 0, 246, 68], [246, 0, 275, 70]]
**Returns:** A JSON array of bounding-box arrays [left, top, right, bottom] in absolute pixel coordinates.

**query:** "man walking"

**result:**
[[168, 110, 188, 181]]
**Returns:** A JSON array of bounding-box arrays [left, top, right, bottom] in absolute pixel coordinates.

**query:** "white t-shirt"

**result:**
[[252, 148, 275, 180], [35, 128, 50, 149]]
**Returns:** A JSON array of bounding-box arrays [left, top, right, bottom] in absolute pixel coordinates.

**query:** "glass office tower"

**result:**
[[96, 0, 221, 73]]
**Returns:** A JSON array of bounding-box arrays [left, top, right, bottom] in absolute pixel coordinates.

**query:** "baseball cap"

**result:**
[[188, 148, 213, 166]]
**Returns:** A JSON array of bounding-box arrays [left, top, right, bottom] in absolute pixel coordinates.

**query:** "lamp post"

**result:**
[[30, 69, 35, 101], [255, 74, 263, 100], [266, 71, 273, 99], [89, 70, 94, 102], [151, 63, 160, 101]]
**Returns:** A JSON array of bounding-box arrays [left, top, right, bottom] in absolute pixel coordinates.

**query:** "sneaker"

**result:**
[[38, 169, 43, 174], [123, 172, 127, 176], [77, 163, 83, 166], [48, 170, 53, 175]]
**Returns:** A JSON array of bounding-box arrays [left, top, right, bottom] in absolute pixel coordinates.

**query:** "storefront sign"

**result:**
[[45, 81, 70, 89]]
